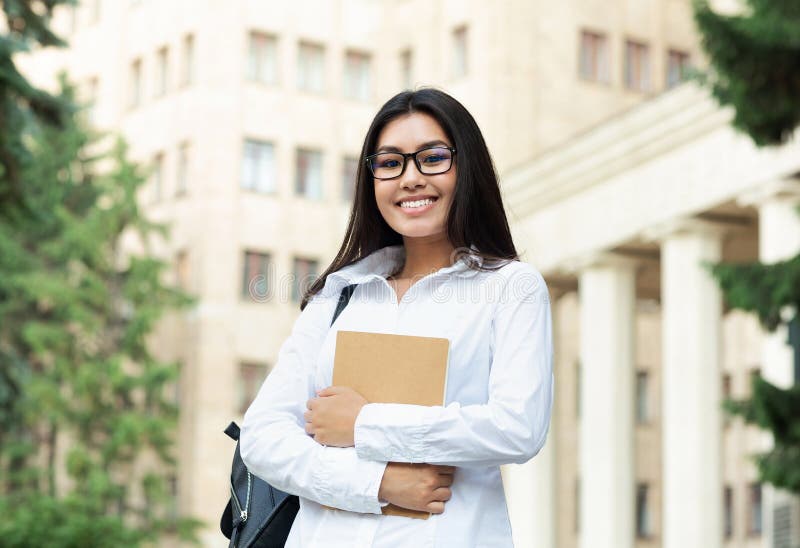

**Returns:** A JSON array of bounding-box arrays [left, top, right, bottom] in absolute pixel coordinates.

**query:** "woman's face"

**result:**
[[372, 112, 457, 241]]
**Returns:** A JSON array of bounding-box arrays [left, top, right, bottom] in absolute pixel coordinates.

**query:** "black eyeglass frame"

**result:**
[[364, 146, 457, 180]]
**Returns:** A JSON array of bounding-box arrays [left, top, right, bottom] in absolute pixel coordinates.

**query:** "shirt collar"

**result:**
[[326, 244, 483, 290]]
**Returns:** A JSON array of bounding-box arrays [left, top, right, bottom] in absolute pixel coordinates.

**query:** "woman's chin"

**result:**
[[394, 226, 447, 241]]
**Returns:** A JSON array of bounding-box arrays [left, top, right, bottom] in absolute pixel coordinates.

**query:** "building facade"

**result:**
[[20, 1, 798, 547], [502, 81, 800, 548]]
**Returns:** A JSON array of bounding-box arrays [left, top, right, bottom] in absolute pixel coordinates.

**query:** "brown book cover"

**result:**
[[332, 330, 450, 520]]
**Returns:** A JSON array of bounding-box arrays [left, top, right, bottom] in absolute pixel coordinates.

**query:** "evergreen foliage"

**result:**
[[693, 0, 800, 146], [695, 0, 800, 496], [0, 1, 201, 544]]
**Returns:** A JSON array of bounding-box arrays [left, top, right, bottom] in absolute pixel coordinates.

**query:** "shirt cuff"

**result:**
[[354, 403, 429, 462], [312, 446, 388, 514]]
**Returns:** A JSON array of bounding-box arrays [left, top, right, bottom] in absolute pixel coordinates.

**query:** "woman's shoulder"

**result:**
[[489, 258, 545, 283], [486, 259, 548, 301]]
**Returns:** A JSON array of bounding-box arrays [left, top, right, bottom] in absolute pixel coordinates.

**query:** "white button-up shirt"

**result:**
[[241, 244, 554, 548]]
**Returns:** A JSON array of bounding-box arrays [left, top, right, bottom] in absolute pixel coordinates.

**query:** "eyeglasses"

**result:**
[[365, 146, 456, 180]]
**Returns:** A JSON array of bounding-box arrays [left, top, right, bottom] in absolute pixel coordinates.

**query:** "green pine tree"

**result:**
[[710, 259, 800, 494], [693, 0, 800, 147], [0, 1, 202, 545], [694, 0, 800, 495]]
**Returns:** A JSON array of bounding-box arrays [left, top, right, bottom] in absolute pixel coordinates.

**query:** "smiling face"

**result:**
[[372, 112, 457, 242]]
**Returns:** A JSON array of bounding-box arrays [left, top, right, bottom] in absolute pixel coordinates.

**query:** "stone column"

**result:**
[[575, 253, 638, 548], [650, 219, 725, 548], [740, 178, 800, 548]]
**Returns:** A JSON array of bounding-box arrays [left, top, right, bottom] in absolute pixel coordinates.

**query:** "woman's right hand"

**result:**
[[377, 462, 455, 514]]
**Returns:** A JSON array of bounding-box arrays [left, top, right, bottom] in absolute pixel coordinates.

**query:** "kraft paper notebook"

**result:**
[[332, 330, 450, 520]]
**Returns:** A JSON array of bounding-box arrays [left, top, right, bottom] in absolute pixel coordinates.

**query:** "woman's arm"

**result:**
[[240, 293, 388, 514], [353, 265, 554, 468]]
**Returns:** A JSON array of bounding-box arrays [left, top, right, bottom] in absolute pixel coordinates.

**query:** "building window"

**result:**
[[575, 359, 581, 418], [400, 49, 412, 89], [666, 49, 690, 89], [238, 362, 269, 414], [247, 32, 278, 84], [724, 485, 734, 539], [175, 250, 190, 290], [748, 483, 762, 536], [344, 50, 371, 101], [297, 42, 325, 93], [170, 361, 182, 407], [292, 257, 319, 303], [155, 46, 169, 97], [89, 0, 101, 24], [749, 367, 761, 395], [624, 40, 651, 92], [166, 474, 179, 520], [69, 4, 78, 34], [635, 483, 652, 538], [295, 148, 323, 200], [151, 153, 164, 202], [181, 34, 194, 87], [129, 58, 142, 108], [722, 372, 733, 426], [452, 26, 468, 78], [635, 371, 650, 423], [242, 251, 271, 302], [722, 372, 732, 399], [241, 139, 276, 194], [82, 77, 99, 125], [176, 141, 190, 196], [579, 30, 610, 83], [342, 156, 359, 202]]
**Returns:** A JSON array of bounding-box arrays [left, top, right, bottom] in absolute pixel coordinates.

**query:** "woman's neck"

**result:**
[[391, 235, 456, 280]]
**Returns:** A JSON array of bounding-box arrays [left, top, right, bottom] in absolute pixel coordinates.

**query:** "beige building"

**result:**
[[502, 81, 800, 548], [19, 0, 799, 547]]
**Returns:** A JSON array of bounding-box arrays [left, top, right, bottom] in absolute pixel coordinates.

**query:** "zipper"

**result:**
[[230, 471, 252, 523], [230, 482, 245, 522], [230, 472, 253, 548], [244, 471, 252, 520]]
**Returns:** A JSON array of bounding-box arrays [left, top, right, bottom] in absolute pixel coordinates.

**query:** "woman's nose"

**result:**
[[399, 161, 426, 189]]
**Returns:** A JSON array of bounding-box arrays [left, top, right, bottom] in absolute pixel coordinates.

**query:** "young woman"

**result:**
[[241, 88, 553, 547]]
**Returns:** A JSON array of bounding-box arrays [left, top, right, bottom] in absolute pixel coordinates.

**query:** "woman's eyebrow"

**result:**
[[376, 140, 450, 153]]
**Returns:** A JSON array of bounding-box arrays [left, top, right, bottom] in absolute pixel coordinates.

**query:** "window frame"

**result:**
[[666, 49, 690, 89], [635, 482, 652, 539], [451, 25, 468, 79], [238, 361, 270, 414], [241, 138, 277, 194], [292, 256, 320, 303], [578, 29, 610, 84], [295, 147, 324, 200], [241, 250, 272, 302], [297, 41, 326, 93], [181, 34, 195, 87], [247, 31, 279, 85], [343, 49, 372, 101], [624, 39, 651, 92], [155, 45, 169, 97]]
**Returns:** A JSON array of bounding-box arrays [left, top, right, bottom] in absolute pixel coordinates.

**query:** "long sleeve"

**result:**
[[240, 293, 388, 514], [353, 265, 554, 468]]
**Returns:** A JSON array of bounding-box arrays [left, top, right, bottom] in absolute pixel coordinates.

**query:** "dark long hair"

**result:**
[[300, 88, 519, 310]]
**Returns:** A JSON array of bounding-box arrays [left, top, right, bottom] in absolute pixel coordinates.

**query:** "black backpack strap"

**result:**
[[224, 421, 240, 441], [331, 284, 357, 327]]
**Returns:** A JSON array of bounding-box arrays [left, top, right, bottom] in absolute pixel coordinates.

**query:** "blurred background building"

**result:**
[[19, 0, 800, 546]]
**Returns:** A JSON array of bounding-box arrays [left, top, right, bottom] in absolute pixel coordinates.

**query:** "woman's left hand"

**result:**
[[304, 386, 368, 447]]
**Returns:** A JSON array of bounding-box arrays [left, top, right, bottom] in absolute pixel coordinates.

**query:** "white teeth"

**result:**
[[399, 198, 435, 209]]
